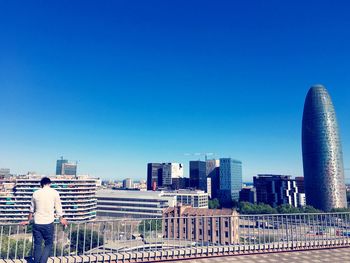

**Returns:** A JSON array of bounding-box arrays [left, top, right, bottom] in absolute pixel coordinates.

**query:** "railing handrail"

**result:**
[[1, 211, 350, 261], [0, 211, 350, 226]]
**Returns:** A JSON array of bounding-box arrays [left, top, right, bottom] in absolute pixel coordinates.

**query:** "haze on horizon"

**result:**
[[0, 1, 349, 182]]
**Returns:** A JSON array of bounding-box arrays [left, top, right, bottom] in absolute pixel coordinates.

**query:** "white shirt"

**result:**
[[30, 186, 64, 224]]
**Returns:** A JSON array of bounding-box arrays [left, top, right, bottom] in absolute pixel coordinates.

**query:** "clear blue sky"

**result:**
[[0, 1, 349, 181]]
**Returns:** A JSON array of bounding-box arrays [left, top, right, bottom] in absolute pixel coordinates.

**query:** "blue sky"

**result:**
[[0, 1, 349, 181]]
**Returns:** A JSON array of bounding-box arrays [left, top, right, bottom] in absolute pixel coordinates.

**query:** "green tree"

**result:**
[[238, 202, 277, 214], [0, 237, 32, 259], [300, 205, 322, 213], [138, 219, 162, 234], [331, 207, 350, 213], [70, 229, 103, 255], [208, 198, 220, 209], [276, 204, 300, 214]]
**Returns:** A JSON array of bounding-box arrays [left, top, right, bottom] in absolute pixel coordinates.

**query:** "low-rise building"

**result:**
[[96, 189, 177, 218], [163, 205, 239, 245], [162, 189, 208, 208]]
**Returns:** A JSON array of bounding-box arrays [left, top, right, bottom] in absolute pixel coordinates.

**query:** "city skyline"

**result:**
[[1, 1, 350, 181]]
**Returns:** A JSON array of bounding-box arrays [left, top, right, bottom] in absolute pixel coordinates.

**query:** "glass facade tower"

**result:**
[[302, 85, 347, 211], [189, 161, 207, 190], [219, 158, 242, 205]]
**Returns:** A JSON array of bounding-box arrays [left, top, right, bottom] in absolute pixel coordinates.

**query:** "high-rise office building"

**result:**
[[56, 157, 68, 175], [253, 174, 304, 207], [56, 157, 77, 176], [219, 158, 242, 206], [302, 85, 347, 211], [147, 163, 164, 190], [162, 163, 183, 186], [189, 161, 207, 189], [206, 159, 220, 198]]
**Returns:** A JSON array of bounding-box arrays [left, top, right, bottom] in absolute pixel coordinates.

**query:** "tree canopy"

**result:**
[[238, 202, 322, 214]]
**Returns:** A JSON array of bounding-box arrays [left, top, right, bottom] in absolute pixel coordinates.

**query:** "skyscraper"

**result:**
[[219, 158, 242, 206], [56, 157, 68, 175], [147, 163, 163, 190], [162, 163, 184, 186], [206, 159, 220, 198], [189, 161, 206, 189], [56, 157, 77, 176], [302, 85, 347, 211]]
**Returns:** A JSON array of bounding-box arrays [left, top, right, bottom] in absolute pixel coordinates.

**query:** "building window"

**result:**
[[225, 231, 229, 238]]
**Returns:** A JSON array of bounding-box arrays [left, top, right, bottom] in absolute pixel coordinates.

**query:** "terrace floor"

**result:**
[[166, 247, 350, 263]]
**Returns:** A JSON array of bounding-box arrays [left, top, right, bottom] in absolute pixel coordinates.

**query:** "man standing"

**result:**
[[21, 177, 68, 263]]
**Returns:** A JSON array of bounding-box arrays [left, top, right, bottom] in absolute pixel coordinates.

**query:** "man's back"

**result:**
[[31, 186, 63, 224]]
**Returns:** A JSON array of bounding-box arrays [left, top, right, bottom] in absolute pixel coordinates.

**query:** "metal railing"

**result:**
[[0, 212, 350, 261]]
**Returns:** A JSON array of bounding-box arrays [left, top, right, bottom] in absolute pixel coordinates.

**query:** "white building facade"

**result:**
[[162, 189, 209, 208], [0, 175, 98, 222], [162, 163, 184, 186], [96, 190, 176, 218]]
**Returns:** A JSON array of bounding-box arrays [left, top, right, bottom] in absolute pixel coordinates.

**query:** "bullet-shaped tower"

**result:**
[[302, 85, 347, 211]]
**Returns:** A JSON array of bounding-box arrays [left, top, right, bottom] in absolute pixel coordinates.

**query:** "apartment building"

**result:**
[[0, 175, 98, 222]]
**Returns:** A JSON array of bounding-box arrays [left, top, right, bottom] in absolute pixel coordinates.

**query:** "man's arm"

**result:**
[[55, 192, 68, 226], [20, 196, 35, 225]]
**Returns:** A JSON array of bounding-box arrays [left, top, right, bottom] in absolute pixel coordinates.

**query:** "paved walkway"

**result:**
[[166, 247, 350, 262]]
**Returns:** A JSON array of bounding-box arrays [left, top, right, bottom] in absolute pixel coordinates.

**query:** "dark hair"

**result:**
[[40, 177, 51, 187]]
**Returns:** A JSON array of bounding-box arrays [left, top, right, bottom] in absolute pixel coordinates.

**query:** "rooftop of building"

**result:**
[[0, 175, 97, 181], [219, 158, 242, 163], [96, 189, 169, 199], [163, 206, 237, 216], [163, 189, 207, 194], [255, 174, 292, 179]]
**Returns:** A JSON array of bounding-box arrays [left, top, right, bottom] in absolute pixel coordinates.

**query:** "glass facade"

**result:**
[[56, 158, 68, 175], [219, 158, 242, 205], [206, 159, 220, 198], [302, 85, 347, 211], [189, 161, 207, 190], [147, 163, 163, 190]]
